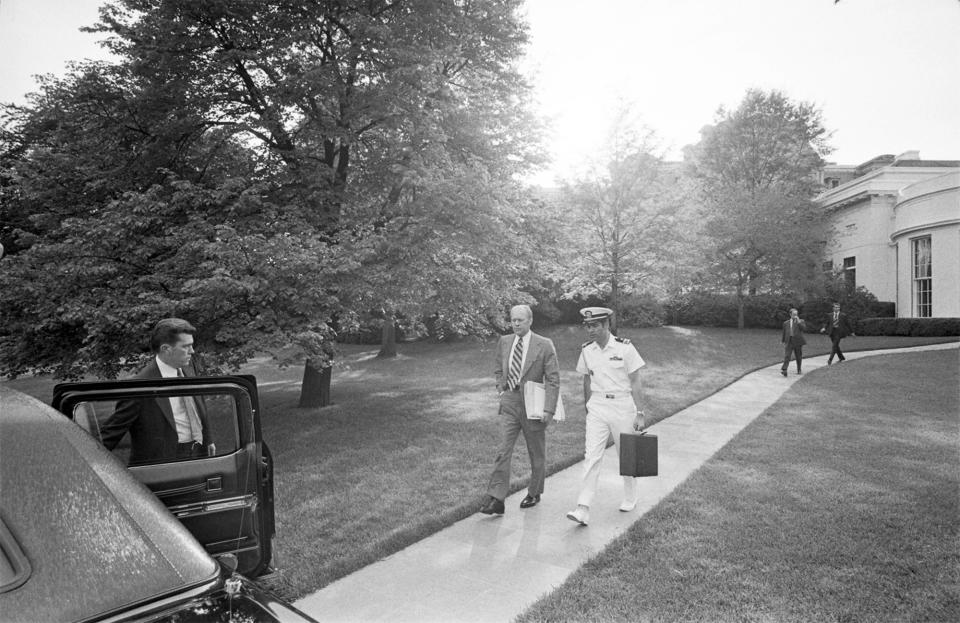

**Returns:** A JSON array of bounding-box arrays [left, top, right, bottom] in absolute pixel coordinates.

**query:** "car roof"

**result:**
[[0, 386, 219, 622]]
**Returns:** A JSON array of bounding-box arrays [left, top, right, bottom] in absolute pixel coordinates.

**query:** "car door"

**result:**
[[52, 375, 275, 577]]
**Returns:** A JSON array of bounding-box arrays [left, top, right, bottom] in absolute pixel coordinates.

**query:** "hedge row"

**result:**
[[661, 291, 895, 330], [855, 317, 960, 337]]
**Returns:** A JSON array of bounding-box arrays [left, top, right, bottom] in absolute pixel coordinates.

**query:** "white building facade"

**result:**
[[817, 152, 959, 318]]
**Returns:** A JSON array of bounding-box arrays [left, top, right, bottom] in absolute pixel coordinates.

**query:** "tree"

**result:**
[[689, 89, 832, 328], [557, 115, 680, 327], [0, 0, 541, 400]]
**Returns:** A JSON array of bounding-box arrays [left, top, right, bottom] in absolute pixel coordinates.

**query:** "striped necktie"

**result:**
[[507, 337, 524, 390]]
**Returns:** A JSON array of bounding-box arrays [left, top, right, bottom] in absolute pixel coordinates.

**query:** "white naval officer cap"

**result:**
[[580, 306, 613, 323]]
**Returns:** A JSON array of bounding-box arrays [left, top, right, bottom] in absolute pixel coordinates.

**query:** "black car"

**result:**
[[0, 377, 317, 623]]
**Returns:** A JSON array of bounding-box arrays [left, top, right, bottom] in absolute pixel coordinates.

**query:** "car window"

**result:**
[[71, 391, 240, 466]]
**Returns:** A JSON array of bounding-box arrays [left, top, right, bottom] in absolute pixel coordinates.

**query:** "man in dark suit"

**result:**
[[780, 307, 807, 376], [820, 302, 854, 364], [480, 304, 560, 515], [101, 318, 214, 464]]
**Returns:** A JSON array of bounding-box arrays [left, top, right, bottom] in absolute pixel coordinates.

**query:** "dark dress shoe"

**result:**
[[519, 494, 540, 509], [480, 497, 505, 515]]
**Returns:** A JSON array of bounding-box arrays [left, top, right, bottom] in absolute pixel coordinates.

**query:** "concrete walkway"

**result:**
[[294, 343, 958, 623]]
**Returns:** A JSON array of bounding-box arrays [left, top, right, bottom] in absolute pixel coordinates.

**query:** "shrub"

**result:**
[[664, 291, 801, 328], [531, 300, 563, 327], [857, 317, 960, 337], [802, 287, 893, 330], [743, 294, 790, 329], [617, 293, 665, 328], [552, 295, 608, 325], [664, 291, 739, 327]]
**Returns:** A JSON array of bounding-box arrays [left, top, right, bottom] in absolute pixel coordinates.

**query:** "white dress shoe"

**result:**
[[619, 499, 637, 512], [566, 506, 589, 525]]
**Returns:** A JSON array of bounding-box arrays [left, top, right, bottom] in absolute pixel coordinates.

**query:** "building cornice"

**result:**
[[890, 218, 960, 241], [817, 166, 959, 212]]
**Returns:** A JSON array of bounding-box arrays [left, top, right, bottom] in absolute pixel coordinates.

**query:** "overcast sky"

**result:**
[[2, 0, 958, 185]]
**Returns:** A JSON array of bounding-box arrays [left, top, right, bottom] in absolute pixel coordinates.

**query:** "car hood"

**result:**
[[0, 387, 219, 623]]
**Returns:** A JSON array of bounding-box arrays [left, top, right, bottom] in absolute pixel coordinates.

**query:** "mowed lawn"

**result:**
[[518, 348, 960, 623], [2, 326, 956, 600]]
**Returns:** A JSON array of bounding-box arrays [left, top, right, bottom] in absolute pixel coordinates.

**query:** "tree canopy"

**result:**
[[687, 89, 832, 326], [0, 0, 543, 394], [554, 115, 684, 324]]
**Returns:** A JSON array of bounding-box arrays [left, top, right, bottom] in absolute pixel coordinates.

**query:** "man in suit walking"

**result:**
[[820, 302, 854, 364], [480, 304, 560, 515], [101, 318, 215, 464], [780, 308, 807, 376]]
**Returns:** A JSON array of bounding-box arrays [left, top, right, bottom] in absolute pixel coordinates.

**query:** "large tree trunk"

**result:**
[[298, 358, 331, 408], [378, 314, 397, 358]]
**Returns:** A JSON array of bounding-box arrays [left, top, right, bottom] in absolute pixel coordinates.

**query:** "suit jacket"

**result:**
[[494, 331, 560, 415], [821, 312, 853, 338], [100, 360, 212, 464], [781, 318, 807, 346]]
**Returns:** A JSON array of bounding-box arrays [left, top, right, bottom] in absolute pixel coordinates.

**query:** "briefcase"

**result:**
[[619, 431, 658, 477]]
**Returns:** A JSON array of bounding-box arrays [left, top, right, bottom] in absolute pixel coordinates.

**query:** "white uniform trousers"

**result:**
[[577, 394, 638, 508]]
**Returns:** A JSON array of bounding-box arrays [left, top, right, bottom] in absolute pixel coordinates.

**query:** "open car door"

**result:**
[[52, 375, 275, 577]]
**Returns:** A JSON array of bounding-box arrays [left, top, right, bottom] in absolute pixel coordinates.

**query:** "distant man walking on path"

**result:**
[[781, 308, 807, 376], [566, 307, 645, 527], [480, 305, 560, 515], [820, 302, 854, 364]]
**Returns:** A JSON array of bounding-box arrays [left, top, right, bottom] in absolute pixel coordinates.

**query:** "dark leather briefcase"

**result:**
[[619, 432, 658, 477]]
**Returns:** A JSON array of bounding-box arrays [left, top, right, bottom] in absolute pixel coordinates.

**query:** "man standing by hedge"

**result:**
[[820, 302, 854, 364], [781, 308, 807, 376]]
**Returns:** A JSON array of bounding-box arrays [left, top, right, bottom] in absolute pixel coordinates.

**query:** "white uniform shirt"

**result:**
[[576, 337, 645, 393]]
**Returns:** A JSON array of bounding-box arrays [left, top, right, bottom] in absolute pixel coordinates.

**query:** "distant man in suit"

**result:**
[[820, 302, 854, 364], [101, 318, 215, 464], [780, 308, 807, 376], [480, 304, 560, 515]]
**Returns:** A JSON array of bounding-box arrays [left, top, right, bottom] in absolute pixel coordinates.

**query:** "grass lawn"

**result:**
[[2, 326, 955, 600], [517, 348, 960, 623]]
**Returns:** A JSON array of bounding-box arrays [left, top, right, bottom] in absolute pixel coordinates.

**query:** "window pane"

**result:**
[[72, 392, 240, 467], [912, 237, 933, 317]]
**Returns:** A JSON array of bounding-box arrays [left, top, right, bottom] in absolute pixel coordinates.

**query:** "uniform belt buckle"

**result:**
[[605, 393, 616, 399]]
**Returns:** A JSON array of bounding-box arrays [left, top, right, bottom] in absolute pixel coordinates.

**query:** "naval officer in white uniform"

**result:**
[[567, 307, 646, 526]]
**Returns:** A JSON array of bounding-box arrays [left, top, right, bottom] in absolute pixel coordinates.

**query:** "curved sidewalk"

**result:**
[[294, 343, 958, 623]]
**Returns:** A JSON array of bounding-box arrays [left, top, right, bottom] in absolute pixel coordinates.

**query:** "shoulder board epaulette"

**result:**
[[614, 336, 631, 344], [581, 341, 593, 349]]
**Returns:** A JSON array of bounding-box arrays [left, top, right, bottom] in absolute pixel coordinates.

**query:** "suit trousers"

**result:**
[[781, 338, 803, 372], [487, 390, 546, 501], [577, 395, 638, 508], [828, 334, 846, 362]]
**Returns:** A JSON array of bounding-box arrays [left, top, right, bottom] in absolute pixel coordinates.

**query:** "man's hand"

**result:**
[[633, 410, 646, 431], [542, 411, 554, 425]]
